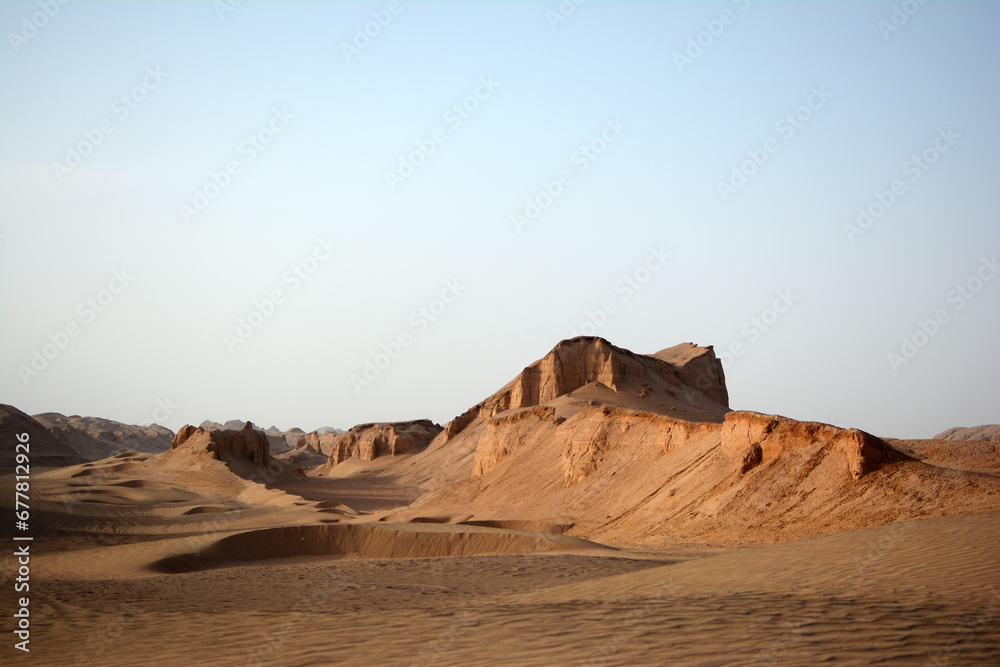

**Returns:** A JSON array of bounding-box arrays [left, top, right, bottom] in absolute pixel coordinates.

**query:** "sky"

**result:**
[[1, 0, 997, 439]]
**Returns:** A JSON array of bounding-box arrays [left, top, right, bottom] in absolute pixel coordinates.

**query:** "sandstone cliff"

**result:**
[[390, 337, 729, 492], [441, 337, 728, 444], [172, 422, 270, 467], [302, 420, 443, 467]]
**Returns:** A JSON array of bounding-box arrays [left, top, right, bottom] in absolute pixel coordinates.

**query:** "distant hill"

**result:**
[[934, 425, 1000, 443], [1, 405, 174, 468], [0, 404, 87, 468], [33, 413, 173, 456]]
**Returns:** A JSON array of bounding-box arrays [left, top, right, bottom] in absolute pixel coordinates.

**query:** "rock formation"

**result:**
[[720, 411, 908, 480], [304, 420, 442, 467], [391, 337, 730, 491], [199, 419, 337, 454], [172, 422, 270, 467], [379, 337, 1000, 548]]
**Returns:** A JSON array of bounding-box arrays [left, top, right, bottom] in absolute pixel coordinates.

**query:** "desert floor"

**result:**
[[3, 460, 1000, 667]]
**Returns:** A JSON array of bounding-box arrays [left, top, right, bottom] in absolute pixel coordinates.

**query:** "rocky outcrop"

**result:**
[[560, 406, 719, 484], [721, 411, 909, 480], [508, 337, 728, 412], [172, 422, 270, 467], [391, 337, 731, 493], [199, 420, 338, 453], [442, 337, 729, 444], [314, 420, 442, 466]]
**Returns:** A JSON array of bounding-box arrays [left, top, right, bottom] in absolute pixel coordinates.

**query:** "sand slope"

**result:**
[[16, 511, 999, 666], [403, 408, 1000, 548]]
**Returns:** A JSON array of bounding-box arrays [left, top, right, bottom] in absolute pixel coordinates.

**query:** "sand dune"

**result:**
[[18, 507, 1000, 665]]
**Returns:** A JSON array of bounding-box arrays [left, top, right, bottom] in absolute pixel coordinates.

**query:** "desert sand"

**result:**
[[3, 337, 999, 665]]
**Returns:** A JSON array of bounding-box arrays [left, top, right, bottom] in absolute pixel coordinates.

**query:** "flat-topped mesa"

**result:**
[[172, 422, 270, 467], [313, 419, 443, 466], [442, 337, 729, 443]]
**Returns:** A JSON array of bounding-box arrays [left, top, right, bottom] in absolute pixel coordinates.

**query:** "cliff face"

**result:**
[[720, 411, 909, 480], [390, 337, 731, 493], [560, 406, 719, 485], [443, 337, 729, 444], [309, 420, 442, 467], [508, 337, 729, 413], [171, 422, 270, 467]]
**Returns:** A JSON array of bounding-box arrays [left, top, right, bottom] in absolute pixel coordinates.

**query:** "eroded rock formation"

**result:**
[[172, 422, 270, 467], [308, 420, 442, 466], [721, 411, 908, 480]]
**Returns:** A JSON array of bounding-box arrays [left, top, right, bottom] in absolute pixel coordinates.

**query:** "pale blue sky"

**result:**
[[2, 0, 998, 438]]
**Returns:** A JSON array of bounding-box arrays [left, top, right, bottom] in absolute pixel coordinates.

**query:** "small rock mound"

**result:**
[[172, 422, 270, 467]]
